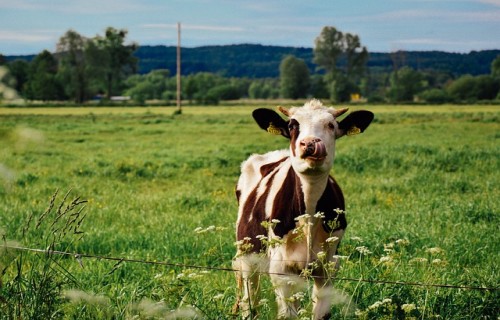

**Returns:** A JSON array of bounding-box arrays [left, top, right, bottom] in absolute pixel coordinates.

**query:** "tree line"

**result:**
[[1, 26, 500, 104]]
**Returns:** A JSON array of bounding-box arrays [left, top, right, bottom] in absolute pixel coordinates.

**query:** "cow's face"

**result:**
[[252, 99, 374, 175], [284, 103, 341, 174]]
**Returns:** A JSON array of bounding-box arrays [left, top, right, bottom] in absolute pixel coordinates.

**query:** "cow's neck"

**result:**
[[296, 170, 331, 265], [297, 171, 330, 211]]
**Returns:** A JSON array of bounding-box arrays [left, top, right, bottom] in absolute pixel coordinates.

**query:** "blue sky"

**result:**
[[1, 0, 499, 55]]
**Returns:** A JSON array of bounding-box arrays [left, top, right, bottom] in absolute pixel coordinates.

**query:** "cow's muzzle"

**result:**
[[300, 138, 327, 161]]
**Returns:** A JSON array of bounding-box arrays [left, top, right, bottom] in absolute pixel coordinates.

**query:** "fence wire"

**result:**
[[2, 244, 497, 292]]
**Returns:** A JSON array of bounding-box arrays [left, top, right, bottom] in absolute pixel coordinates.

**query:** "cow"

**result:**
[[233, 99, 373, 319]]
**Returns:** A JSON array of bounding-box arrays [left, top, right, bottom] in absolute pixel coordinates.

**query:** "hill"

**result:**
[[4, 44, 499, 78], [135, 45, 499, 77]]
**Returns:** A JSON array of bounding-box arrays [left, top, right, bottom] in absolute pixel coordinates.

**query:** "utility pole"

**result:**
[[176, 22, 182, 114]]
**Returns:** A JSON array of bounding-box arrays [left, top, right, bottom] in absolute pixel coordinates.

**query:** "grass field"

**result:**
[[0, 104, 498, 319]]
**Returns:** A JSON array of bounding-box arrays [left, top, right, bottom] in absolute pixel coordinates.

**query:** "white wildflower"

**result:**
[[356, 246, 372, 255], [410, 257, 428, 264], [317, 251, 326, 259], [426, 247, 443, 254], [271, 219, 281, 224], [193, 227, 203, 233], [314, 212, 325, 219], [351, 236, 363, 242], [355, 309, 366, 317], [368, 301, 383, 310], [333, 208, 346, 215], [294, 213, 310, 221], [379, 256, 392, 263], [325, 236, 339, 243], [332, 255, 349, 260], [297, 308, 308, 316], [432, 258, 446, 266], [213, 294, 225, 300], [402, 303, 416, 313], [395, 238, 410, 246]]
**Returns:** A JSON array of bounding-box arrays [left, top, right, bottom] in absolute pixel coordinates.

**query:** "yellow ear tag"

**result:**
[[347, 126, 361, 136], [267, 122, 282, 135]]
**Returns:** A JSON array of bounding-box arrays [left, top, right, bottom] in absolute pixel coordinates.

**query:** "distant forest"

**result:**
[[136, 45, 500, 78], [6, 44, 500, 78]]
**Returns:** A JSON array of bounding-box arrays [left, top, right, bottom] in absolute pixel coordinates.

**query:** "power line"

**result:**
[[2, 244, 497, 292]]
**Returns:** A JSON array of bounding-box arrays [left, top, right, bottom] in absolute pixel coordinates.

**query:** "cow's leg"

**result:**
[[312, 276, 333, 320], [269, 259, 303, 319], [312, 229, 344, 319], [233, 254, 263, 319]]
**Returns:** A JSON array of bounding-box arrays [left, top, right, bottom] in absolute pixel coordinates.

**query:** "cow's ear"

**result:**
[[252, 108, 290, 139], [337, 110, 374, 138]]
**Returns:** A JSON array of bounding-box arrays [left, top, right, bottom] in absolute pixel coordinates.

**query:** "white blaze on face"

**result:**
[[287, 100, 339, 174]]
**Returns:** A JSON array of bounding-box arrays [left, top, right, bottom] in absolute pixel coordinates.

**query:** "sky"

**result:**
[[0, 0, 499, 56]]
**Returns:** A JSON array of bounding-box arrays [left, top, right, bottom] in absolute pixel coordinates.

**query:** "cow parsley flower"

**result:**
[[395, 238, 410, 246], [402, 303, 416, 313], [410, 257, 428, 264], [426, 247, 443, 254], [356, 246, 372, 255], [317, 251, 326, 259], [350, 236, 363, 243], [368, 301, 383, 310], [294, 214, 310, 221], [325, 236, 339, 243], [314, 212, 325, 219], [379, 256, 392, 263], [213, 294, 225, 300]]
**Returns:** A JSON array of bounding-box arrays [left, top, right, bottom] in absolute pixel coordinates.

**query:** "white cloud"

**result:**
[[0, 30, 54, 42], [0, 0, 147, 14], [141, 23, 244, 33], [362, 8, 500, 22]]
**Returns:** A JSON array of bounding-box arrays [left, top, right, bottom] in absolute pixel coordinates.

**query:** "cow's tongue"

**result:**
[[304, 141, 327, 159], [311, 142, 326, 159]]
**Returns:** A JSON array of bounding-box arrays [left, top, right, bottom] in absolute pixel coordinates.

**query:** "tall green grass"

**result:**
[[0, 105, 498, 319]]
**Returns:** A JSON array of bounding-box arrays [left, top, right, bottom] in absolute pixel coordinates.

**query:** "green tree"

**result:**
[[96, 27, 138, 99], [309, 75, 329, 99], [7, 60, 29, 95], [446, 75, 478, 102], [56, 30, 89, 103], [419, 88, 450, 104], [25, 50, 64, 101], [313, 26, 368, 102], [248, 79, 279, 99], [314, 27, 344, 74], [124, 69, 170, 102], [474, 75, 499, 100], [388, 67, 425, 102], [491, 55, 500, 79], [0, 66, 19, 102], [279, 55, 310, 99]]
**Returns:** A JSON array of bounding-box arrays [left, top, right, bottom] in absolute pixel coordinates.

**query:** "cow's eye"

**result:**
[[288, 120, 299, 131], [328, 122, 335, 130]]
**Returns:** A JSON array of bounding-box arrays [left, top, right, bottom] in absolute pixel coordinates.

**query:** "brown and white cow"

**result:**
[[233, 99, 373, 319]]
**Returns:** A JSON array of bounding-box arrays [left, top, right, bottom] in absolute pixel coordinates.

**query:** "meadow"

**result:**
[[0, 104, 498, 319]]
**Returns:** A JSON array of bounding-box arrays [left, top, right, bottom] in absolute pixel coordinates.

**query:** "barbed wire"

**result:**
[[2, 244, 498, 292]]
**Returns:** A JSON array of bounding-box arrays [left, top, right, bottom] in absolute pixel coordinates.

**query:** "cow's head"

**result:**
[[253, 99, 374, 174]]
